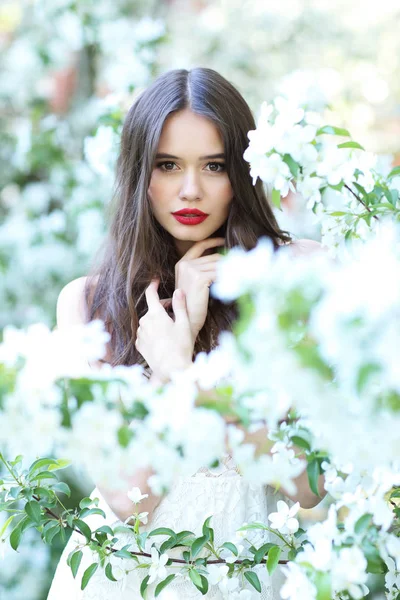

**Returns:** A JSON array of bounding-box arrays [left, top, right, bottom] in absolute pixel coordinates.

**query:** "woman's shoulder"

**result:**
[[286, 238, 327, 257], [56, 275, 99, 327], [56, 275, 114, 366]]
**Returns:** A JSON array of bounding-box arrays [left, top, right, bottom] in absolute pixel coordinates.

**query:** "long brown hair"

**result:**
[[85, 67, 292, 370]]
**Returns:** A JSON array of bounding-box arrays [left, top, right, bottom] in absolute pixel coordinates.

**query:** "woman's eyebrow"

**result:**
[[155, 152, 225, 160]]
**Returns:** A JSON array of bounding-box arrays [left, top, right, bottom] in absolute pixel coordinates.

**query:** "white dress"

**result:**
[[47, 455, 293, 599]]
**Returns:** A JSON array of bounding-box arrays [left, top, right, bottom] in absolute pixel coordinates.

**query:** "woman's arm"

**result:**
[[149, 240, 330, 507], [194, 386, 326, 508], [56, 277, 164, 523]]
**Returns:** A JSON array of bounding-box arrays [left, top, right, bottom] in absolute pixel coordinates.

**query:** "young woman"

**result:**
[[48, 67, 325, 599]]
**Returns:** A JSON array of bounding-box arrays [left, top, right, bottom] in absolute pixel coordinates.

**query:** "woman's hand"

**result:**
[[174, 237, 225, 343], [135, 280, 194, 383]]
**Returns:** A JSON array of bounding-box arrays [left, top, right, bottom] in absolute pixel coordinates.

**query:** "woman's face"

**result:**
[[148, 108, 234, 257]]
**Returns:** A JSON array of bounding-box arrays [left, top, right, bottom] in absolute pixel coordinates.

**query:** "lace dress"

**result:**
[[47, 455, 293, 599]]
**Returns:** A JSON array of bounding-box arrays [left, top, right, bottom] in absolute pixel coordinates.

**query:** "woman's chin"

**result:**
[[174, 222, 226, 239]]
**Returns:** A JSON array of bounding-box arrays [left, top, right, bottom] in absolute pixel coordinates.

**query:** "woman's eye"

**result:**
[[207, 162, 226, 172], [157, 161, 176, 171], [156, 161, 226, 173]]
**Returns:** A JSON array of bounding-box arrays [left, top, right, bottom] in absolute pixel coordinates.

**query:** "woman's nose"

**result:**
[[179, 170, 202, 200]]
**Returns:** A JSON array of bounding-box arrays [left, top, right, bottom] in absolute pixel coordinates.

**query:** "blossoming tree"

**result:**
[[1, 95, 400, 599]]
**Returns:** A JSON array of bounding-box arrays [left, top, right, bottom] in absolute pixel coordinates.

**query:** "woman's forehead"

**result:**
[[158, 109, 224, 155]]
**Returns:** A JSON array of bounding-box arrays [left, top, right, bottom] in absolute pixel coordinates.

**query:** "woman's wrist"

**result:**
[[150, 356, 193, 385]]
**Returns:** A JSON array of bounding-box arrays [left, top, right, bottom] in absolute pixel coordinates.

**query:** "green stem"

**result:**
[[0, 453, 22, 486], [263, 526, 295, 549], [55, 496, 69, 513]]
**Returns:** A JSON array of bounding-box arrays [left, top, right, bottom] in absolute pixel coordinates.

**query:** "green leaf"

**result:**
[[356, 363, 380, 394], [282, 154, 300, 177], [202, 516, 213, 534], [81, 562, 98, 590], [29, 458, 59, 475], [189, 568, 202, 588], [155, 574, 175, 597], [43, 523, 60, 544], [237, 522, 267, 532], [271, 188, 281, 210], [160, 536, 178, 554], [10, 517, 29, 551], [328, 181, 344, 192], [25, 500, 42, 525], [388, 166, 400, 180], [51, 482, 71, 497], [317, 125, 350, 137], [71, 550, 83, 578], [328, 211, 348, 216], [291, 435, 311, 451], [315, 571, 332, 600], [95, 525, 114, 536], [148, 527, 176, 537], [9, 455, 23, 467], [337, 141, 365, 150], [198, 575, 209, 595], [353, 182, 368, 198], [47, 458, 71, 471], [388, 188, 399, 206], [221, 542, 238, 556], [118, 425, 134, 448], [113, 548, 133, 559], [175, 530, 195, 545], [74, 519, 92, 543], [32, 486, 54, 504], [355, 513, 373, 535], [294, 528, 306, 539], [79, 497, 93, 509], [140, 574, 150, 599], [288, 548, 298, 560], [105, 563, 118, 582], [191, 534, 209, 559], [79, 508, 107, 519], [137, 532, 149, 552], [0, 515, 15, 538], [9, 528, 22, 552], [33, 471, 59, 481], [254, 542, 275, 564], [244, 571, 262, 593], [307, 458, 321, 497], [266, 545, 281, 575], [363, 541, 386, 574]]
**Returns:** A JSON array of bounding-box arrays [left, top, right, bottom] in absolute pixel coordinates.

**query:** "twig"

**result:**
[[344, 184, 379, 221]]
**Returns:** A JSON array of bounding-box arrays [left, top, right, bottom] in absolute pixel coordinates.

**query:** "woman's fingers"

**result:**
[[194, 253, 222, 265], [197, 265, 219, 273], [172, 289, 190, 327], [182, 237, 225, 261], [159, 298, 173, 309], [144, 279, 162, 311]]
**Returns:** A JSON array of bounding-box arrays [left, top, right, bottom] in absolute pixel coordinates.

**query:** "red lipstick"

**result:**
[[172, 208, 209, 226]]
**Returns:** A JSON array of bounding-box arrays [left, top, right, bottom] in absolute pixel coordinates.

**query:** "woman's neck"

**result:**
[[174, 238, 196, 258]]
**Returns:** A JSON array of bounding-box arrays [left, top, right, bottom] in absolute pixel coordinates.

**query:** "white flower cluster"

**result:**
[[211, 223, 400, 475], [1, 222, 400, 598], [243, 95, 399, 259]]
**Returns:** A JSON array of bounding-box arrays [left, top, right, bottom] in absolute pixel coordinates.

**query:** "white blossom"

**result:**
[[127, 487, 149, 505], [280, 562, 318, 600], [268, 500, 300, 535], [148, 548, 169, 584]]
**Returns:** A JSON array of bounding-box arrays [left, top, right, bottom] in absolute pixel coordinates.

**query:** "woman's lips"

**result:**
[[172, 214, 209, 225]]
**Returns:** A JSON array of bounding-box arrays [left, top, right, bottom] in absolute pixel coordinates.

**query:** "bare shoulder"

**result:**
[[287, 238, 327, 257], [56, 275, 99, 328]]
